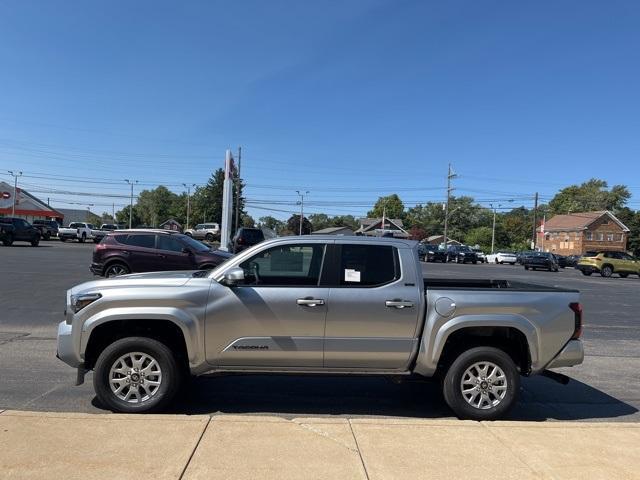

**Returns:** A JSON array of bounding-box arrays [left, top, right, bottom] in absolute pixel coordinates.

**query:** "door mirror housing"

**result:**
[[182, 247, 193, 255], [221, 267, 245, 287]]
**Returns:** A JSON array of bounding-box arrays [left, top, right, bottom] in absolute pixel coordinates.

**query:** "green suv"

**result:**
[[577, 251, 640, 278]]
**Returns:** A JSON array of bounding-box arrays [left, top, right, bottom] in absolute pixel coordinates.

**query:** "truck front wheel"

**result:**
[[442, 346, 519, 421], [93, 337, 182, 413]]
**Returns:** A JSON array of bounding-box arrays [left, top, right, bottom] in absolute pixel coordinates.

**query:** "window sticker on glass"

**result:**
[[344, 268, 361, 282]]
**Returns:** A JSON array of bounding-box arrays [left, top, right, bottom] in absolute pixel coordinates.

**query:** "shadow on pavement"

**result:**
[[106, 373, 639, 421]]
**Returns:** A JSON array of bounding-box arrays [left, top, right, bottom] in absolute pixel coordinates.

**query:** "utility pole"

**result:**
[[296, 190, 309, 235], [183, 183, 196, 230], [234, 146, 242, 233], [443, 164, 456, 248], [112, 203, 115, 221], [531, 192, 539, 250], [490, 204, 500, 254], [124, 179, 138, 229], [8, 170, 23, 217]]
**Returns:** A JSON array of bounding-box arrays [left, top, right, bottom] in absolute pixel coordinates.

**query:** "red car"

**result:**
[[90, 229, 233, 277]]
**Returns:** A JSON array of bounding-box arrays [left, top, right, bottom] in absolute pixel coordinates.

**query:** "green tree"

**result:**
[[286, 214, 312, 235], [258, 216, 285, 232], [464, 227, 494, 250], [368, 194, 405, 219], [330, 215, 359, 230], [241, 214, 256, 227], [136, 186, 180, 227], [549, 179, 631, 215], [191, 169, 246, 233], [115, 205, 142, 227], [309, 213, 331, 231]]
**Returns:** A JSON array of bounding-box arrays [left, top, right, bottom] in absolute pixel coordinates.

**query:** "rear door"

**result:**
[[120, 234, 158, 272], [323, 242, 421, 369]]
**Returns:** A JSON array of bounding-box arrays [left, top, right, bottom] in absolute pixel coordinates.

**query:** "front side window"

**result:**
[[239, 244, 325, 286], [340, 244, 398, 287]]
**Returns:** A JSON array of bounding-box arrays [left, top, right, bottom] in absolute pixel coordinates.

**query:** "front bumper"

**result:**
[[90, 262, 104, 275], [56, 321, 83, 368], [546, 339, 584, 369]]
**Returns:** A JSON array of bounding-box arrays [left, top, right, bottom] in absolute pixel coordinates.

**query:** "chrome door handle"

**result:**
[[297, 298, 325, 307], [385, 300, 414, 309]]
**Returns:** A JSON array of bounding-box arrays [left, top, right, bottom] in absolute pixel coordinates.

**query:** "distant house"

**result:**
[[425, 235, 461, 246], [312, 226, 355, 236], [160, 218, 182, 232], [536, 210, 629, 255], [355, 218, 409, 238]]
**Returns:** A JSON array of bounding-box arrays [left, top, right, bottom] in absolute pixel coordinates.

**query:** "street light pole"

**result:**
[[490, 204, 500, 254], [443, 164, 457, 248], [8, 170, 22, 217], [124, 179, 138, 229], [183, 183, 196, 230], [296, 190, 309, 235]]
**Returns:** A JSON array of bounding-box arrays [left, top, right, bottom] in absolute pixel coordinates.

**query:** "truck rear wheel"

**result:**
[[93, 337, 182, 413], [442, 346, 519, 421]]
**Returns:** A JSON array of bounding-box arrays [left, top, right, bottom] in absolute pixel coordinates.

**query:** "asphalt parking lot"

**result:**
[[1, 240, 639, 421]]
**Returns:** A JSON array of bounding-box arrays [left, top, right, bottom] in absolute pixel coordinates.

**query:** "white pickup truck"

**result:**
[[58, 222, 100, 243]]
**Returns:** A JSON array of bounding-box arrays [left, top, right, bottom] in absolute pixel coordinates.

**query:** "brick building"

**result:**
[[536, 211, 629, 255]]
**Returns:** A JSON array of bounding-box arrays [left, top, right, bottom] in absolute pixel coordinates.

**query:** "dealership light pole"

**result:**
[[183, 183, 196, 230], [8, 170, 22, 217], [443, 164, 457, 248], [124, 179, 138, 229], [490, 203, 500, 254], [296, 190, 309, 235]]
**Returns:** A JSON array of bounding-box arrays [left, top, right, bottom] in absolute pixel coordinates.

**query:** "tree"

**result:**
[[309, 213, 331, 231], [549, 179, 631, 215], [368, 194, 405, 219], [241, 215, 256, 227], [464, 227, 494, 250], [408, 226, 428, 241], [191, 168, 246, 233], [258, 216, 285, 232], [286, 214, 312, 235], [136, 186, 181, 227], [115, 204, 142, 227], [330, 215, 359, 230]]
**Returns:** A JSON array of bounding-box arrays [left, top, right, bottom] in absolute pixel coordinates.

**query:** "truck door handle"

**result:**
[[297, 298, 325, 307], [385, 300, 414, 309]]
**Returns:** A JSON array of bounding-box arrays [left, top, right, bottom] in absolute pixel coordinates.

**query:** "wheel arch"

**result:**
[[102, 258, 132, 275]]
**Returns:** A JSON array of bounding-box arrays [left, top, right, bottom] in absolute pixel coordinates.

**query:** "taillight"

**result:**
[[569, 302, 583, 339]]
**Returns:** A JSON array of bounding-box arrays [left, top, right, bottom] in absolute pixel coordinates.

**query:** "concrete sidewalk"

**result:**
[[1, 410, 639, 480]]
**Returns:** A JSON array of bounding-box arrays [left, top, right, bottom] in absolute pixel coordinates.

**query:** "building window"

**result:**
[[607, 233, 614, 242], [596, 233, 604, 241], [585, 231, 593, 241]]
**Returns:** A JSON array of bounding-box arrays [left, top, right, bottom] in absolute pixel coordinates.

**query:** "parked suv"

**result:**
[[418, 243, 447, 262], [446, 245, 478, 264], [0, 217, 41, 246], [32, 219, 60, 240], [231, 227, 265, 253], [577, 251, 640, 278], [184, 223, 220, 242], [91, 230, 233, 277], [523, 252, 559, 272]]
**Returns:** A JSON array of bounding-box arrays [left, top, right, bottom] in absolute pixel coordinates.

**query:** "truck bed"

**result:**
[[424, 278, 578, 293]]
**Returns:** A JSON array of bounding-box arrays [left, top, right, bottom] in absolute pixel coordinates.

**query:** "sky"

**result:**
[[1, 0, 640, 222]]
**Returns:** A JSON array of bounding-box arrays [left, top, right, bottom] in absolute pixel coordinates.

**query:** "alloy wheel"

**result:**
[[109, 352, 163, 404], [460, 361, 508, 410]]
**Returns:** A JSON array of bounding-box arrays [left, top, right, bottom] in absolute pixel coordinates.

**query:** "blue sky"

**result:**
[[1, 0, 639, 220]]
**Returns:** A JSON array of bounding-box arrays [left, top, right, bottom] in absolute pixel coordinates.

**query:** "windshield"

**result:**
[[179, 234, 211, 252]]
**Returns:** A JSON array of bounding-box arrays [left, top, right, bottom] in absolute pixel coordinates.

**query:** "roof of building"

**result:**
[[311, 226, 354, 235], [359, 217, 405, 228], [541, 210, 630, 232]]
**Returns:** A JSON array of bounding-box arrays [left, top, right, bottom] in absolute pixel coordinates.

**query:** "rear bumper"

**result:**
[[546, 339, 584, 369]]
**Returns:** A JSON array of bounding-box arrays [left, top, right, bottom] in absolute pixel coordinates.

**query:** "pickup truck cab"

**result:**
[[0, 217, 41, 246], [57, 236, 584, 419]]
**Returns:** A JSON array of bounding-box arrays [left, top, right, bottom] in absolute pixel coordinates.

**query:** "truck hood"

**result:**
[[70, 270, 201, 294]]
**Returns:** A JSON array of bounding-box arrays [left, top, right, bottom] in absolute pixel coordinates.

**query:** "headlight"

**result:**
[[71, 293, 102, 313]]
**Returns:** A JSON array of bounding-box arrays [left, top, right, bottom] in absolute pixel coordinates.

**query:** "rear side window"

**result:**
[[120, 234, 156, 249], [339, 244, 399, 287]]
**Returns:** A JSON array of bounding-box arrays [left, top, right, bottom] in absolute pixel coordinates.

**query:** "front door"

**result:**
[[323, 243, 421, 370], [155, 234, 194, 270], [205, 242, 329, 367]]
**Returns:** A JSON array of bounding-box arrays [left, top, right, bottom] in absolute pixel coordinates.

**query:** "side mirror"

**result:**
[[221, 267, 245, 287], [182, 247, 193, 255]]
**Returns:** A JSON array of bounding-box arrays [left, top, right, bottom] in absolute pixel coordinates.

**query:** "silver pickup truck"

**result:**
[[56, 236, 584, 419]]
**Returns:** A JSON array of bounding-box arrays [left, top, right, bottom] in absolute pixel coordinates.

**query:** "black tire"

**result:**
[[472, 260, 477, 264], [619, 273, 629, 278], [601, 265, 613, 278], [44, 233, 51, 241], [494, 259, 499, 264], [93, 337, 182, 413], [104, 262, 130, 277], [524, 265, 529, 270], [31, 236, 40, 247], [442, 346, 520, 421], [205, 233, 214, 242], [79, 233, 86, 243], [2, 233, 13, 246], [60, 237, 67, 242]]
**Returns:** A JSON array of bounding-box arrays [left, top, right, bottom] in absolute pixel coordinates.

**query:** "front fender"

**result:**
[[80, 307, 205, 367], [414, 313, 539, 376]]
